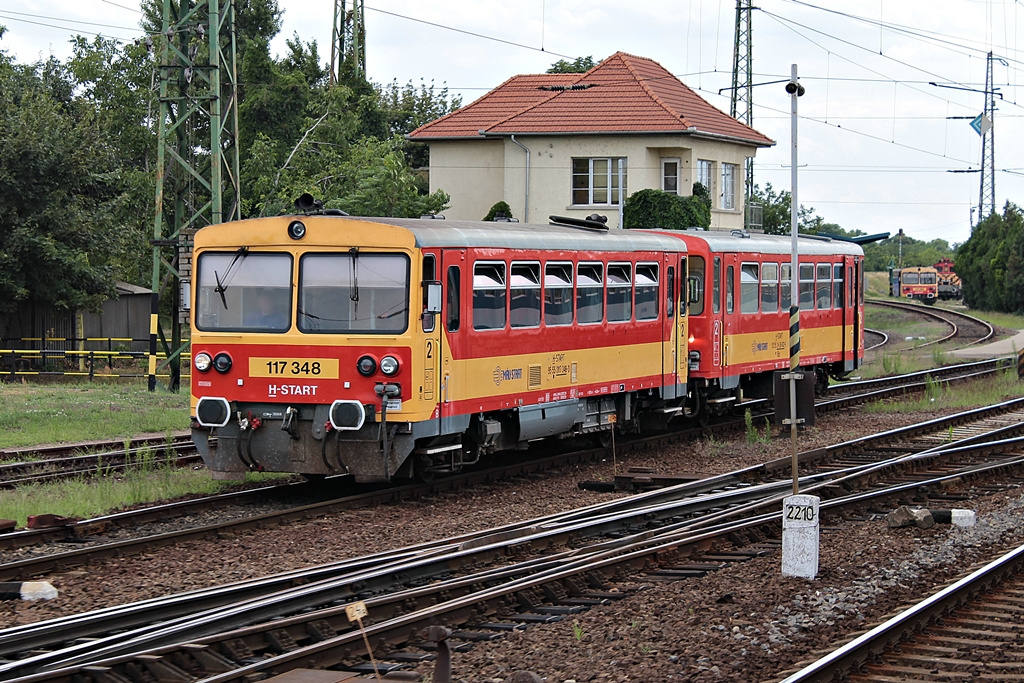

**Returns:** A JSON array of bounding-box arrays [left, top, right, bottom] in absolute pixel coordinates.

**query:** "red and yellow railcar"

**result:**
[[189, 215, 688, 483], [665, 230, 865, 406], [892, 266, 938, 304]]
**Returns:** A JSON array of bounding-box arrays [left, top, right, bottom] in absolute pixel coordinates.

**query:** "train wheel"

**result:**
[[595, 429, 614, 449]]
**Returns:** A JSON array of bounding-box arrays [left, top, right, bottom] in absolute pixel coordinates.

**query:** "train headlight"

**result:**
[[357, 355, 377, 377], [194, 352, 212, 373], [213, 352, 233, 373], [380, 355, 400, 376], [287, 220, 306, 240]]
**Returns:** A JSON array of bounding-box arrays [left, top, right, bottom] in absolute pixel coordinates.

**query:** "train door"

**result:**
[[677, 256, 688, 384], [420, 253, 441, 434], [661, 254, 676, 398], [854, 258, 863, 367], [841, 255, 856, 367], [660, 253, 685, 398], [439, 250, 465, 433], [721, 254, 738, 370]]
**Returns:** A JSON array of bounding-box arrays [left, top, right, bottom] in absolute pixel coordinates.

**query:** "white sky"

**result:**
[[3, 0, 1022, 246]]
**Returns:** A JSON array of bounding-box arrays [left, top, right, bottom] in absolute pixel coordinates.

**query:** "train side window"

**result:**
[[607, 263, 633, 322], [712, 257, 721, 314], [799, 263, 815, 310], [446, 265, 460, 332], [666, 266, 675, 319], [473, 262, 506, 331], [848, 266, 854, 305], [725, 265, 735, 314], [422, 254, 436, 332], [740, 263, 759, 314], [577, 262, 604, 324], [817, 263, 832, 309], [761, 263, 779, 313], [510, 262, 541, 328], [781, 264, 792, 311], [679, 258, 687, 317], [544, 262, 573, 326], [833, 264, 844, 309], [635, 263, 659, 321], [687, 256, 705, 316]]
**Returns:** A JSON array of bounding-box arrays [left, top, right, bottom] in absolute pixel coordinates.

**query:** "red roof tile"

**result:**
[[410, 52, 773, 147]]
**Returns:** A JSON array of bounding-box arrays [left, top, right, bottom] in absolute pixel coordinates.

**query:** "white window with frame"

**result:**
[[696, 159, 713, 201], [661, 158, 681, 194], [572, 157, 627, 206], [721, 163, 737, 210]]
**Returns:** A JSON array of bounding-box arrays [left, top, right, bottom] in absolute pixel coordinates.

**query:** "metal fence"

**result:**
[[1, 337, 191, 381]]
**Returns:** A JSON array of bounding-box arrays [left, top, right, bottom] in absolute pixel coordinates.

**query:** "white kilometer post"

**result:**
[[782, 494, 819, 579]]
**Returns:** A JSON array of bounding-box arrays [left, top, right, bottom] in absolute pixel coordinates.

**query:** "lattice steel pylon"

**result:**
[[978, 51, 996, 222], [331, 0, 366, 83], [148, 0, 241, 392], [730, 0, 754, 199]]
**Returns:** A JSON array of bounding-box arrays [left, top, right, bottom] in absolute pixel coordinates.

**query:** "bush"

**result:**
[[622, 185, 711, 230], [483, 201, 513, 221]]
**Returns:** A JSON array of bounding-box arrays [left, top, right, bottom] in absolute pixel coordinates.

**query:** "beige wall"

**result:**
[[427, 134, 757, 230], [426, 139, 505, 221]]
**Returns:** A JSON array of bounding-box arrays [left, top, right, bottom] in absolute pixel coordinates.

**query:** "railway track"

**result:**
[[5, 396, 1024, 682], [865, 299, 996, 349], [780, 539, 1024, 682], [862, 328, 888, 351], [0, 435, 201, 488], [0, 357, 1013, 571]]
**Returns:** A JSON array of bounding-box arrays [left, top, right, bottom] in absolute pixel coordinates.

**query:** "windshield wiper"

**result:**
[[212, 246, 249, 309], [214, 271, 228, 309], [348, 247, 360, 302]]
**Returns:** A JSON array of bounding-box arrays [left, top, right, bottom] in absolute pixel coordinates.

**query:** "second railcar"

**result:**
[[664, 230, 865, 410]]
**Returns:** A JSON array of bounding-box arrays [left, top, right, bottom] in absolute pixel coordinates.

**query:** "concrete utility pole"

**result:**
[[149, 0, 241, 392]]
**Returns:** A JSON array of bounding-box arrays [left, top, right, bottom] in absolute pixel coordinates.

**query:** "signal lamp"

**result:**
[[357, 355, 377, 377], [213, 352, 233, 373], [194, 352, 212, 373], [380, 355, 400, 376]]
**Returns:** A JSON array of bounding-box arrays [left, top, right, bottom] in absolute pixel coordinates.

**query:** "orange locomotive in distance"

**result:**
[[189, 211, 865, 483]]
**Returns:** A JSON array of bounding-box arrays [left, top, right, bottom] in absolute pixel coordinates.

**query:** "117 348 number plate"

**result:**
[[248, 357, 339, 379]]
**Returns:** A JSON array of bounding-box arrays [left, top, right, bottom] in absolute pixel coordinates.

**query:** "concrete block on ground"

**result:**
[[0, 581, 58, 601], [951, 509, 977, 527]]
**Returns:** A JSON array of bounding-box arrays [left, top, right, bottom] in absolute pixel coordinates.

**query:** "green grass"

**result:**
[[864, 369, 1024, 414], [0, 383, 189, 450], [0, 465, 286, 527]]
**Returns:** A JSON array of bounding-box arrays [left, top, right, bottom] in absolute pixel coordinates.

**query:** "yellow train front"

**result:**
[[893, 266, 938, 304], [189, 214, 688, 483]]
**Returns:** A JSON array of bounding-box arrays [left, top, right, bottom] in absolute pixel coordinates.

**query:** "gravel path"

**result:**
[[0, 404, 969, 631]]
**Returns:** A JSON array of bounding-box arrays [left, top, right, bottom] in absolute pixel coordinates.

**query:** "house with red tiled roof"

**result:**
[[409, 52, 774, 230]]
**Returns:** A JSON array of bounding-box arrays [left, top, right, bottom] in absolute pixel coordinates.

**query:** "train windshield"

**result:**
[[195, 252, 292, 332], [298, 253, 410, 334]]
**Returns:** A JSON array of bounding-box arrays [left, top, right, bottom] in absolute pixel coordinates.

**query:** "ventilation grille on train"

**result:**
[[528, 364, 542, 390]]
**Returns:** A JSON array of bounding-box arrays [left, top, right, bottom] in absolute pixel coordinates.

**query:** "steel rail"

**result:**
[[6, 410, 1024, 680], [27, 441, 1024, 683], [862, 328, 888, 351], [865, 299, 995, 349], [0, 363, 1016, 582], [777, 540, 1024, 683]]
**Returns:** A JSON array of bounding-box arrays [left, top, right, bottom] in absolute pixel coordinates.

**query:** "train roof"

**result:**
[[656, 229, 864, 257], [351, 217, 687, 253]]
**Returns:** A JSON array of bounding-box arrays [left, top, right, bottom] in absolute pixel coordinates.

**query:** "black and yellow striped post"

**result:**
[[789, 305, 801, 372], [147, 292, 159, 392], [1018, 348, 1024, 380]]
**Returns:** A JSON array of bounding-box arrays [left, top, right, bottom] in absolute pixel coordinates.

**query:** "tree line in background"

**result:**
[[2, 5, 1019, 317], [0, 0, 459, 318]]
